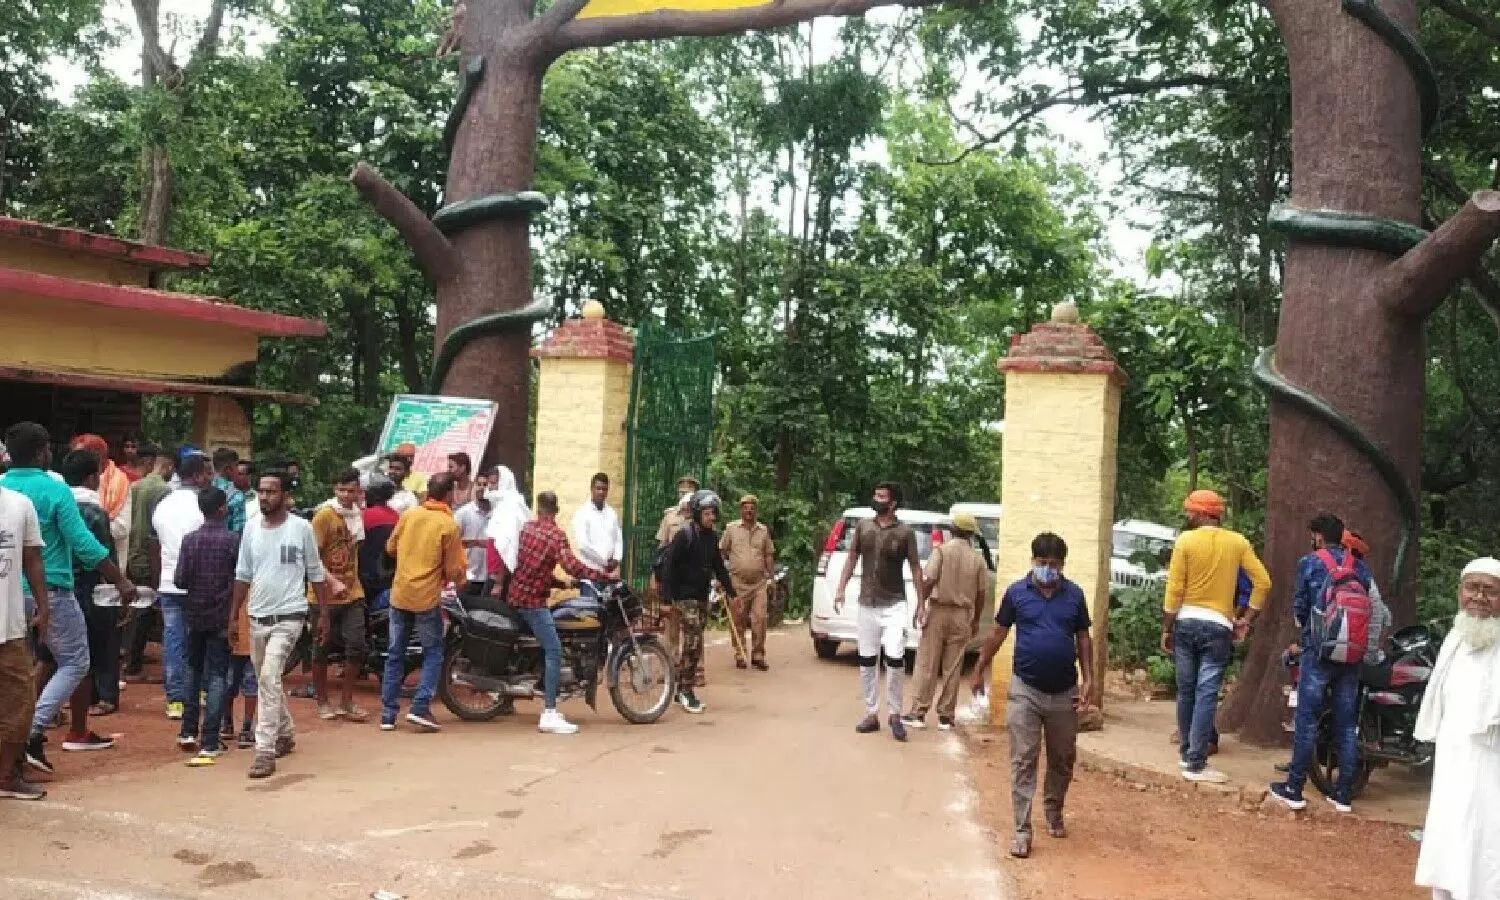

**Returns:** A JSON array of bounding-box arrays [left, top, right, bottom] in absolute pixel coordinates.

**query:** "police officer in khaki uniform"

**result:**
[[720, 494, 776, 671], [903, 511, 988, 729], [652, 477, 702, 683]]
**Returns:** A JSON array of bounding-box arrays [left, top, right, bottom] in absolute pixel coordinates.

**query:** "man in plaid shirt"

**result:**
[[509, 491, 612, 735]]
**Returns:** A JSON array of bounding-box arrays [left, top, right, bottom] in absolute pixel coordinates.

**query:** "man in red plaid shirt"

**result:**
[[509, 491, 612, 734]]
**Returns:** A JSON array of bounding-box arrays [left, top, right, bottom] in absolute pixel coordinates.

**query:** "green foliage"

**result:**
[[1107, 586, 1164, 670], [1146, 654, 1176, 688]]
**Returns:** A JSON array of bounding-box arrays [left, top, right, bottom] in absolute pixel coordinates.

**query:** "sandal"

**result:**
[[89, 702, 118, 717], [338, 704, 370, 724]]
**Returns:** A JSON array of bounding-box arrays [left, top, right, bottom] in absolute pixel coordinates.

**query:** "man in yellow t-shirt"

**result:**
[[1161, 490, 1270, 784], [309, 469, 367, 724], [381, 472, 466, 732]]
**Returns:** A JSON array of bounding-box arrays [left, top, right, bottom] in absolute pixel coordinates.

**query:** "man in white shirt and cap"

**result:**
[[1414, 555, 1500, 900], [570, 472, 622, 574]]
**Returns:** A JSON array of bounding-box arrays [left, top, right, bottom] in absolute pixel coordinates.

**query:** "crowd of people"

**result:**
[[0, 424, 780, 793], [1, 425, 1494, 897]]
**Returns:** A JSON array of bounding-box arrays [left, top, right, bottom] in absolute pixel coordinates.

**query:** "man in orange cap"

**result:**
[[1161, 489, 1270, 784]]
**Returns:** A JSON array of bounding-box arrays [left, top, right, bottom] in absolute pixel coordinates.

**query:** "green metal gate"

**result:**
[[622, 323, 717, 592]]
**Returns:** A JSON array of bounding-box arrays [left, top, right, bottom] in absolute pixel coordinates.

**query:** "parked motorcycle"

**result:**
[[1304, 623, 1438, 799], [281, 595, 425, 684], [437, 578, 676, 724]]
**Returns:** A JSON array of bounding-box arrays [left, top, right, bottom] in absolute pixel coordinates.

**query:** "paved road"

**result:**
[[0, 628, 1008, 900]]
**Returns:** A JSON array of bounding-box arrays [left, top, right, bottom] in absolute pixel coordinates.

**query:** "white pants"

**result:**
[[249, 617, 304, 757], [857, 603, 907, 662]]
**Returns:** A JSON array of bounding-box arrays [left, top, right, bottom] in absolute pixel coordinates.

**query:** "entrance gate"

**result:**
[[621, 323, 717, 592]]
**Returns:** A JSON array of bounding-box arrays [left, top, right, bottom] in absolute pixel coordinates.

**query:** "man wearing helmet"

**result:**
[[659, 489, 735, 713]]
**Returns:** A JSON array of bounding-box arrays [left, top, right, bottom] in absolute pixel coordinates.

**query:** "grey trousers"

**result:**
[[1005, 679, 1078, 835]]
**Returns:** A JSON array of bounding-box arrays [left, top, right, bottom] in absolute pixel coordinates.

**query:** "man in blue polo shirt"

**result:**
[[971, 531, 1094, 860]]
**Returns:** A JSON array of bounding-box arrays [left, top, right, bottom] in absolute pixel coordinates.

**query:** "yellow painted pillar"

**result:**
[[192, 395, 252, 459], [990, 303, 1126, 722], [529, 301, 634, 521]]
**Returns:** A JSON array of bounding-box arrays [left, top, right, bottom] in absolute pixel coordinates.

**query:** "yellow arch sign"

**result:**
[[578, 0, 771, 18]]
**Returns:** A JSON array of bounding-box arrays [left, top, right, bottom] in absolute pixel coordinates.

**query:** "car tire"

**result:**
[[813, 638, 840, 660]]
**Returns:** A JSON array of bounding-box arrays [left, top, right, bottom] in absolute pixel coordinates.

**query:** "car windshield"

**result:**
[[835, 518, 949, 561], [1112, 529, 1175, 560]]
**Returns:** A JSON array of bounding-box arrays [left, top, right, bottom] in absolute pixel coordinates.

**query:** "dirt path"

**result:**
[[0, 630, 1007, 900], [968, 732, 1426, 900]]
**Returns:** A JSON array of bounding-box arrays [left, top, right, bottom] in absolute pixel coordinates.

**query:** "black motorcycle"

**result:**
[[1308, 623, 1438, 799], [438, 579, 676, 724], [281, 599, 425, 684]]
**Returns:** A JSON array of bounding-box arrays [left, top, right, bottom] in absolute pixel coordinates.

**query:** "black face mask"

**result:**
[[872, 500, 892, 515]]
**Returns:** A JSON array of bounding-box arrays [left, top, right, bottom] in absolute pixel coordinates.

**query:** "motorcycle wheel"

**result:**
[[1308, 708, 1373, 800], [608, 637, 675, 724], [438, 645, 516, 721]]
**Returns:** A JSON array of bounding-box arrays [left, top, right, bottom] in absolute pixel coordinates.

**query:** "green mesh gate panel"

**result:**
[[622, 323, 717, 592]]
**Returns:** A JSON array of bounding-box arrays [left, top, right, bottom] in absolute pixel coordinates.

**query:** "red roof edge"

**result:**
[[0, 216, 211, 272], [0, 266, 327, 339]]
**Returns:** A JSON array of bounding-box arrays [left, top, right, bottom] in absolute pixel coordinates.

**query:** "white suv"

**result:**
[[1109, 519, 1178, 595], [808, 508, 954, 660]]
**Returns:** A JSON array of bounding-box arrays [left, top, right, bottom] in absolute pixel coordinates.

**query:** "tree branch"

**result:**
[[548, 0, 932, 53], [350, 163, 460, 283], [1381, 190, 1500, 320], [1428, 0, 1500, 45], [193, 0, 228, 63], [535, 0, 593, 34], [925, 75, 1228, 167]]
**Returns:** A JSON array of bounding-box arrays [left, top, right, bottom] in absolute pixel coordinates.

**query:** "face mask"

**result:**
[[872, 500, 892, 515], [1032, 565, 1059, 586]]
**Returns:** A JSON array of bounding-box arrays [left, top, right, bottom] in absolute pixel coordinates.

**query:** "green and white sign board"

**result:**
[[376, 394, 498, 477]]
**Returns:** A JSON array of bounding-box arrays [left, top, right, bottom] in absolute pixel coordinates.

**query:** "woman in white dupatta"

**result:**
[[484, 466, 531, 600]]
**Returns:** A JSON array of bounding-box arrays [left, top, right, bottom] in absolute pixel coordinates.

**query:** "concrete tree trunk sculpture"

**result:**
[[1223, 0, 1500, 743], [353, 0, 922, 476]]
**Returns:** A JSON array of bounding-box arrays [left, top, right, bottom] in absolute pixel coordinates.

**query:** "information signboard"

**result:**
[[375, 394, 497, 477]]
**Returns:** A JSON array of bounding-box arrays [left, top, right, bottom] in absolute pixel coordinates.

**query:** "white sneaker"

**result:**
[[1326, 796, 1353, 814], [539, 709, 579, 735], [1182, 767, 1230, 784]]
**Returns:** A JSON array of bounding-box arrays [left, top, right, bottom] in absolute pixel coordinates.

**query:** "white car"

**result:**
[[808, 507, 955, 660], [1109, 519, 1178, 595]]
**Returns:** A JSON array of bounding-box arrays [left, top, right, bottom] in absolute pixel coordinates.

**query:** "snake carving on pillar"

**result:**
[[1226, 0, 1500, 742]]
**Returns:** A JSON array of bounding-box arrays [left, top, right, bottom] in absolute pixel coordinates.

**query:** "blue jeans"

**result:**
[[159, 591, 188, 704], [382, 608, 443, 719], [1286, 655, 1361, 801], [518, 606, 562, 710], [28, 589, 90, 738], [182, 630, 231, 751], [1173, 618, 1233, 770]]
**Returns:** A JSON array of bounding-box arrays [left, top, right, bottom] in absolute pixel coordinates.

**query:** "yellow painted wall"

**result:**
[[193, 396, 253, 459], [991, 371, 1121, 719], [531, 356, 632, 528], [0, 240, 152, 287], [0, 294, 257, 380]]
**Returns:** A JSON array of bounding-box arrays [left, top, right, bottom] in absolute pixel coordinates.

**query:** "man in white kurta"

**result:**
[[1415, 556, 1500, 900], [570, 473, 622, 573]]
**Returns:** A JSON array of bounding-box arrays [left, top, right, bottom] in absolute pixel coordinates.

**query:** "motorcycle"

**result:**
[[437, 578, 677, 724], [281, 593, 425, 684], [1303, 623, 1439, 799]]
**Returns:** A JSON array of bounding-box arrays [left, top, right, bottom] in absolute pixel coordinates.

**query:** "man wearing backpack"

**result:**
[[1270, 513, 1374, 813]]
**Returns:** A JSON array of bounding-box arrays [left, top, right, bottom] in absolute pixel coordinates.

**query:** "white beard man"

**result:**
[[1414, 556, 1500, 900]]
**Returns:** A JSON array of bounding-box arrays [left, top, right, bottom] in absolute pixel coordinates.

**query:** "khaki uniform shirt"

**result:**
[[924, 540, 987, 611], [656, 507, 689, 546], [720, 520, 774, 590]]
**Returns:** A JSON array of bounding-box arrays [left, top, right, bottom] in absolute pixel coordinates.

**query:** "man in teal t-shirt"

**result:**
[[0, 423, 137, 773]]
